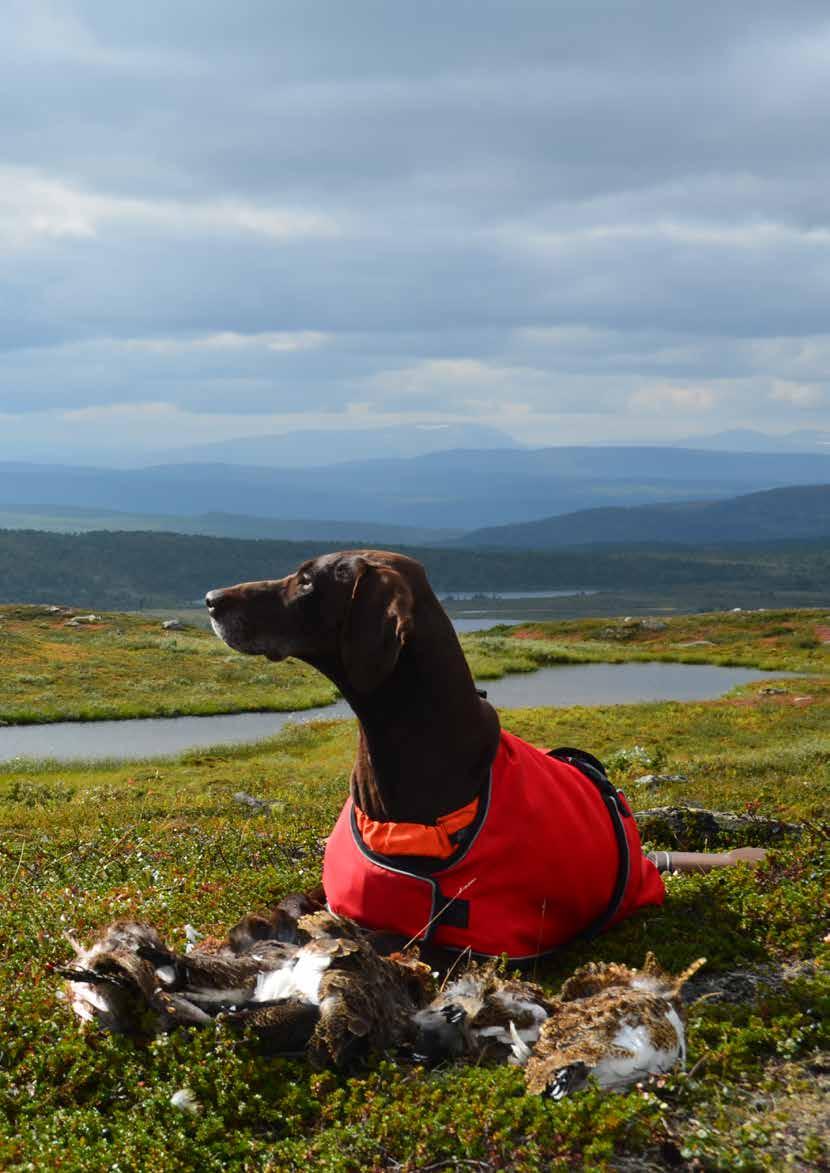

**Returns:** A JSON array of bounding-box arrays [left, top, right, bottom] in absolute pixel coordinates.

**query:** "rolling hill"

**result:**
[[0, 505, 459, 545], [455, 484, 830, 548]]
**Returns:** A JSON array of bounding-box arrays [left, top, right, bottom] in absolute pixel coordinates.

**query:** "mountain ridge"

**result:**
[[0, 504, 459, 545], [454, 483, 830, 548], [0, 445, 828, 530]]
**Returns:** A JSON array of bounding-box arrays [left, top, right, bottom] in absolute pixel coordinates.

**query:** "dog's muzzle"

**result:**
[[205, 589, 250, 652], [205, 588, 285, 660], [205, 589, 231, 634]]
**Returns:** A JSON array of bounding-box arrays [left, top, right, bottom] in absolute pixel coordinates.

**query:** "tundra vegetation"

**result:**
[[0, 606, 826, 1169], [0, 604, 826, 724]]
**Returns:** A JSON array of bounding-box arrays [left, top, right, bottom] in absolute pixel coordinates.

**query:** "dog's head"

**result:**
[[206, 550, 417, 693]]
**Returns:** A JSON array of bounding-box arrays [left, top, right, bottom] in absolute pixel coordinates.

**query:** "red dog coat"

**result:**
[[323, 730, 665, 960]]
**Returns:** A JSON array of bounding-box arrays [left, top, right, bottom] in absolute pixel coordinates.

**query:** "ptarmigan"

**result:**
[[510, 953, 705, 1098], [412, 960, 551, 1065], [244, 909, 435, 1068]]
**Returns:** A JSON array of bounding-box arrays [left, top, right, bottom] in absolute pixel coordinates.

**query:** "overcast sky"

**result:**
[[3, 0, 830, 463]]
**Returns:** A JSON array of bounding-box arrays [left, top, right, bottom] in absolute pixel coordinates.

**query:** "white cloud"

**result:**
[[0, 171, 98, 243], [365, 358, 549, 398], [60, 401, 177, 423], [628, 384, 717, 413], [503, 219, 830, 257], [124, 331, 329, 355], [768, 379, 826, 407], [0, 166, 341, 250]]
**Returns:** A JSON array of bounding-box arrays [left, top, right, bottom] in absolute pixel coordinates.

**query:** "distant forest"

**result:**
[[1, 528, 829, 610]]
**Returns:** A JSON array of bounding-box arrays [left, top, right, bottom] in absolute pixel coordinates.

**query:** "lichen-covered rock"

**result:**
[[635, 773, 689, 790], [635, 805, 804, 849]]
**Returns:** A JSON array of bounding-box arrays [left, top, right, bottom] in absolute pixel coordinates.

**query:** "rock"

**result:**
[[759, 686, 787, 695], [683, 959, 817, 1006], [621, 616, 667, 631], [634, 805, 804, 850], [600, 621, 647, 640], [64, 614, 101, 626], [233, 791, 273, 813], [634, 773, 689, 790], [162, 620, 186, 631]]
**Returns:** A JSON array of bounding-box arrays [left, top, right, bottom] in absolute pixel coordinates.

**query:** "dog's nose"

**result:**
[[205, 589, 227, 613]]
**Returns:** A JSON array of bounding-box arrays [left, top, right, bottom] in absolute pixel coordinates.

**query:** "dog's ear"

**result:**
[[340, 558, 414, 693]]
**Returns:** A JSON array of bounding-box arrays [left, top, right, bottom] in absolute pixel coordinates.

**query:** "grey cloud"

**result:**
[[3, 1, 830, 447]]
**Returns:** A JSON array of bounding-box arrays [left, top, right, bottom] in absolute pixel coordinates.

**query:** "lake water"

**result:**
[[452, 617, 527, 632], [441, 590, 598, 601], [444, 590, 597, 631], [0, 662, 790, 764]]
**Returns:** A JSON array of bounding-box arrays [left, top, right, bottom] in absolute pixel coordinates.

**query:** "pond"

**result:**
[[0, 662, 791, 764]]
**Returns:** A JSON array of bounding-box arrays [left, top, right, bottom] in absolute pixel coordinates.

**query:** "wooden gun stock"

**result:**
[[648, 846, 767, 874]]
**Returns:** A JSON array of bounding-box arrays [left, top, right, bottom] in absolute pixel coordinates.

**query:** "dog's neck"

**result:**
[[307, 607, 501, 825]]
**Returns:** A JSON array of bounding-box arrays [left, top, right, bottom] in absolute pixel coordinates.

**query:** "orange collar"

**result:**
[[353, 797, 479, 860]]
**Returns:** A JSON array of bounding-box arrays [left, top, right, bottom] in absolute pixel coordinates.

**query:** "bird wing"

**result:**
[[220, 1000, 321, 1053]]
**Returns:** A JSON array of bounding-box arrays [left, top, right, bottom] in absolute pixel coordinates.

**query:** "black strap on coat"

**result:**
[[546, 747, 633, 942]]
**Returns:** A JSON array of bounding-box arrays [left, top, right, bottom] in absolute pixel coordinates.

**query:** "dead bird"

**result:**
[[249, 909, 435, 1068], [59, 904, 308, 1035], [510, 953, 706, 1099], [412, 960, 551, 1065], [59, 905, 434, 1064]]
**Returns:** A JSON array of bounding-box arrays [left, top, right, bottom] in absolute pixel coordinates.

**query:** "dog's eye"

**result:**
[[296, 574, 314, 596]]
